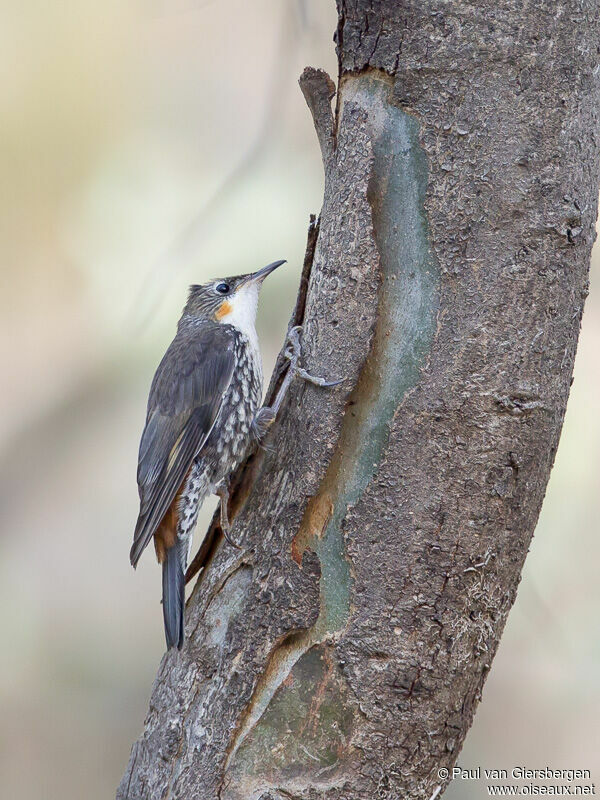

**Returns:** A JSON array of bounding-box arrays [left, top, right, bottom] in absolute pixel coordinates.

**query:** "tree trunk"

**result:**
[[118, 2, 600, 798]]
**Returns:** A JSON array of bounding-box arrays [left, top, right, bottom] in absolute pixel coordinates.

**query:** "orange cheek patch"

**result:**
[[215, 300, 232, 320]]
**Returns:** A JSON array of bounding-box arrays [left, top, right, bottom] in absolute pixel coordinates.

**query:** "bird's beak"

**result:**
[[246, 259, 286, 285]]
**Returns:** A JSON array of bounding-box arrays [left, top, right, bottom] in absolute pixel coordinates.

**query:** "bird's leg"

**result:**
[[274, 324, 342, 412], [285, 325, 343, 389], [215, 481, 242, 549], [252, 325, 342, 442]]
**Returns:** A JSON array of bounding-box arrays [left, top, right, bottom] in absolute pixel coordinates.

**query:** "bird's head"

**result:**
[[183, 259, 286, 332]]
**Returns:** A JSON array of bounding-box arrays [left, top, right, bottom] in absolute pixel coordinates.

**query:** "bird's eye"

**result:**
[[215, 282, 230, 295]]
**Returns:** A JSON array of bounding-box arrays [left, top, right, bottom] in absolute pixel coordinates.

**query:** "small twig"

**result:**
[[129, 6, 298, 334], [299, 67, 336, 168]]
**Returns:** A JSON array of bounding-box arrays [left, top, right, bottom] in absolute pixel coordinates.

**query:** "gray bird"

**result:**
[[130, 260, 336, 649]]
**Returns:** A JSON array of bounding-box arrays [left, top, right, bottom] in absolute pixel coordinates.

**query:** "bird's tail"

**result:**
[[162, 542, 185, 650]]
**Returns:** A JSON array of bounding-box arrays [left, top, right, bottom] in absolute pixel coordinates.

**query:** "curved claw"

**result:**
[[221, 526, 242, 550], [296, 367, 343, 388], [216, 483, 242, 550]]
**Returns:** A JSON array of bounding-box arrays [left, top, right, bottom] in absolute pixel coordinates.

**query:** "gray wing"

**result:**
[[130, 323, 236, 566]]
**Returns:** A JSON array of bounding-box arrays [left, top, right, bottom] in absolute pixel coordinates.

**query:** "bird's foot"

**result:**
[[284, 325, 343, 388], [252, 326, 343, 445], [216, 482, 242, 550], [252, 406, 277, 445]]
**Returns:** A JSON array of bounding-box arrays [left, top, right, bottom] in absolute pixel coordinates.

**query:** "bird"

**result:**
[[130, 260, 286, 649], [130, 260, 339, 650]]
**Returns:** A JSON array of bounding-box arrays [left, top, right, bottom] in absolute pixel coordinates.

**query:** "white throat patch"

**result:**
[[217, 282, 260, 357]]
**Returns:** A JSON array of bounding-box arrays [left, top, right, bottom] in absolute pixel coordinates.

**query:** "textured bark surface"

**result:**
[[118, 2, 600, 798]]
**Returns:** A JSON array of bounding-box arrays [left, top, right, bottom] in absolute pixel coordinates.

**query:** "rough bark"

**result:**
[[118, 2, 600, 798]]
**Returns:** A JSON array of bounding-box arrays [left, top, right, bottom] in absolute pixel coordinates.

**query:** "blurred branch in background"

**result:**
[[129, 1, 307, 333]]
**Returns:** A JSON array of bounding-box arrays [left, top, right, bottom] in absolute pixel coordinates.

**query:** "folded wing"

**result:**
[[130, 323, 235, 566]]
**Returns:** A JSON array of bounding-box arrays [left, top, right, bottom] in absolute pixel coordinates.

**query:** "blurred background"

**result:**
[[0, 2, 598, 798]]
